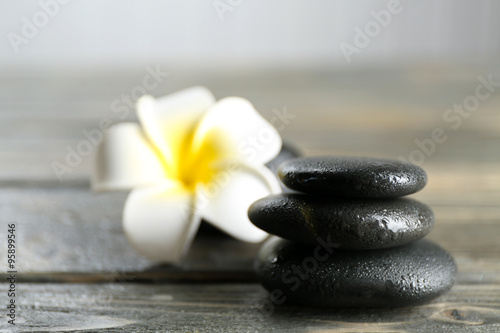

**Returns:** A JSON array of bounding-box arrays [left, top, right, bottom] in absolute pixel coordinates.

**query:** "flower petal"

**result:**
[[123, 180, 201, 263], [191, 97, 282, 165], [136, 87, 215, 176], [198, 162, 282, 243], [92, 123, 166, 191]]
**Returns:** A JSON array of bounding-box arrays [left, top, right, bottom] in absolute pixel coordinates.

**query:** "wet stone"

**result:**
[[255, 237, 457, 308], [249, 194, 434, 250], [278, 156, 427, 198]]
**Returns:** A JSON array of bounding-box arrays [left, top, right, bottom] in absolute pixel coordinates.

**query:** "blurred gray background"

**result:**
[[1, 0, 499, 70]]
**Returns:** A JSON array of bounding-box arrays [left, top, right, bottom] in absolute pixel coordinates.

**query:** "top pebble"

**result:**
[[278, 156, 427, 198]]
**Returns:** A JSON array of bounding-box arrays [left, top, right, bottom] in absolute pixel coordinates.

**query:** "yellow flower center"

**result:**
[[179, 131, 228, 190], [159, 119, 234, 192]]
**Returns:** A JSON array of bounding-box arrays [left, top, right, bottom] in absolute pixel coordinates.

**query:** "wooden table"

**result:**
[[1, 66, 500, 332]]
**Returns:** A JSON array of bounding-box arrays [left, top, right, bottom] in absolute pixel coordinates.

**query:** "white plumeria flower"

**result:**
[[92, 87, 282, 263]]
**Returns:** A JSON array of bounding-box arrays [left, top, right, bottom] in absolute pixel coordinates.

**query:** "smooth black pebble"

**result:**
[[255, 237, 457, 308], [266, 142, 302, 193], [278, 156, 427, 198], [249, 194, 434, 250]]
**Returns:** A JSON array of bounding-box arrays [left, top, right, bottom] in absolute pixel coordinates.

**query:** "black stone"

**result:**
[[248, 194, 434, 250], [255, 237, 457, 308], [278, 156, 427, 198], [266, 142, 302, 193]]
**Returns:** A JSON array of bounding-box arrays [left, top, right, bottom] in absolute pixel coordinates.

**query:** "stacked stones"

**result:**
[[249, 156, 457, 308]]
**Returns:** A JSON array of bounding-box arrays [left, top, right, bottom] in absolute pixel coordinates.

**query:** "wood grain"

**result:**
[[4, 283, 500, 332]]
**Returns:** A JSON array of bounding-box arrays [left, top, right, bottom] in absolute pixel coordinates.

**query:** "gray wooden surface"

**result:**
[[1, 66, 500, 332], [9, 283, 500, 333]]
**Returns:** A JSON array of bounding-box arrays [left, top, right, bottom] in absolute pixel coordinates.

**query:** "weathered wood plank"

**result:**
[[3, 282, 500, 332], [2, 135, 500, 183], [0, 183, 499, 285], [1, 69, 500, 183], [0, 178, 499, 277]]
